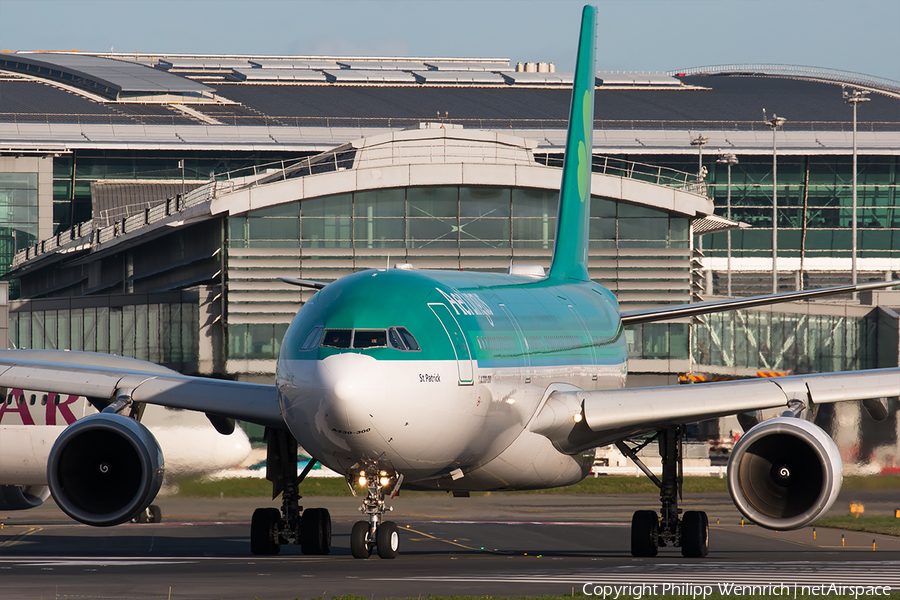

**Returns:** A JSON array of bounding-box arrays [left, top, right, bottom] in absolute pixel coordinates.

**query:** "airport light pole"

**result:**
[[691, 133, 710, 182], [843, 87, 869, 294], [717, 152, 739, 296], [764, 111, 786, 294]]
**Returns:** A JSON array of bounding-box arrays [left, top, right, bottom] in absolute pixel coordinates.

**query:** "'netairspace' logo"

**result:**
[[581, 582, 893, 599]]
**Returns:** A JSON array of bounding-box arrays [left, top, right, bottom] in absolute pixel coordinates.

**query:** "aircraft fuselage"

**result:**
[[276, 268, 626, 490]]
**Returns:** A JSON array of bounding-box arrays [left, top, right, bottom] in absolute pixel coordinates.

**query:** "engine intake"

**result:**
[[47, 413, 164, 527], [0, 485, 51, 510], [727, 417, 842, 531]]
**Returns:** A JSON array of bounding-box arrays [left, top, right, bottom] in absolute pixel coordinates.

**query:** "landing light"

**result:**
[[572, 413, 583, 424], [358, 475, 368, 486], [379, 476, 391, 486]]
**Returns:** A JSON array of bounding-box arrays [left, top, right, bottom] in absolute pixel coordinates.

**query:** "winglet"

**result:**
[[547, 5, 596, 282]]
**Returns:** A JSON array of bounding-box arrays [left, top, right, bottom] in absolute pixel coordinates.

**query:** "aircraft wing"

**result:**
[[0, 350, 286, 429], [620, 280, 899, 326], [578, 368, 898, 433], [535, 367, 898, 451]]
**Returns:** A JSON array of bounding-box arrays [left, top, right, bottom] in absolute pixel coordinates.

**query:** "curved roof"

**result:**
[[0, 53, 213, 99]]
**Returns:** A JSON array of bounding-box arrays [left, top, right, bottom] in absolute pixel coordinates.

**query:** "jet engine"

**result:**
[[727, 417, 842, 531], [0, 485, 51, 510], [47, 413, 164, 527]]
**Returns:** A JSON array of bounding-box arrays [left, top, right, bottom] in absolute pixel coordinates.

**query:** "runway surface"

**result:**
[[1, 491, 899, 600]]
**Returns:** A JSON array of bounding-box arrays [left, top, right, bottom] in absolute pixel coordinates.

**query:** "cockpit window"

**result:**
[[300, 326, 324, 350], [389, 327, 421, 351], [321, 329, 352, 348], [353, 330, 387, 349]]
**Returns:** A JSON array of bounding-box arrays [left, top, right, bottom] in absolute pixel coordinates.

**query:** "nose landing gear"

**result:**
[[350, 466, 401, 559], [618, 426, 709, 559]]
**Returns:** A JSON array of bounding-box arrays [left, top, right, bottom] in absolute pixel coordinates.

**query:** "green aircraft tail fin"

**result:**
[[547, 5, 596, 282]]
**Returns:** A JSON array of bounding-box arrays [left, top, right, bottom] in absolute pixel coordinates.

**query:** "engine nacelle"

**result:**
[[47, 413, 164, 527], [0, 485, 51, 510], [727, 417, 842, 531]]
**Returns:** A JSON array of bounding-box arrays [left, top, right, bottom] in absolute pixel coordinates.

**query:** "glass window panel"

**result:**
[[459, 218, 510, 242], [353, 188, 405, 218], [83, 308, 96, 352], [273, 323, 289, 357], [408, 186, 457, 218], [459, 187, 510, 218], [123, 306, 135, 358], [228, 217, 247, 241], [19, 312, 30, 350], [408, 218, 457, 246], [512, 188, 558, 217], [58, 310, 70, 351], [229, 323, 247, 360], [248, 217, 299, 240], [44, 311, 57, 350], [246, 324, 275, 359], [589, 218, 616, 241], [135, 304, 149, 361], [302, 193, 351, 218], [7, 312, 17, 349], [353, 218, 405, 247], [670, 218, 689, 240], [512, 218, 556, 248], [590, 198, 617, 218], [148, 304, 160, 363], [322, 329, 352, 348], [302, 218, 351, 246], [0, 173, 37, 189], [109, 308, 122, 356], [31, 311, 44, 350], [619, 218, 668, 240]]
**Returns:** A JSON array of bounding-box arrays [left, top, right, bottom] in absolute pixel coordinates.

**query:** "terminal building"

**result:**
[[1, 51, 899, 466]]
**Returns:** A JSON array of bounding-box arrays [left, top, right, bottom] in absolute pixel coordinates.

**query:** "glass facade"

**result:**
[[0, 172, 38, 278], [51, 150, 305, 233], [9, 299, 199, 369], [693, 310, 877, 373], [226, 186, 689, 252], [700, 155, 900, 258]]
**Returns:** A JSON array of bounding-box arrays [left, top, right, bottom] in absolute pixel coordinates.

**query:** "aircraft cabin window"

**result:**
[[300, 326, 324, 350], [321, 329, 352, 348], [353, 330, 387, 349]]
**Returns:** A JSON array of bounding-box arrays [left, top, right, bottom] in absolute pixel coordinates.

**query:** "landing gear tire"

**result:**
[[376, 520, 400, 559], [250, 507, 282, 555], [133, 504, 162, 524], [351, 521, 371, 559], [631, 510, 659, 557], [148, 505, 162, 523], [681, 510, 709, 558], [300, 508, 332, 555]]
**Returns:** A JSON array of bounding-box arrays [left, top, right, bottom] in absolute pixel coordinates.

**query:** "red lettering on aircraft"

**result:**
[[46, 393, 79, 425], [0, 389, 35, 425]]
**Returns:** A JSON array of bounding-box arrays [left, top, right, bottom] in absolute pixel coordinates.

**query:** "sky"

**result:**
[[0, 0, 898, 81]]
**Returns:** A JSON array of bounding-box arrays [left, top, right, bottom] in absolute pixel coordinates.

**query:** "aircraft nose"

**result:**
[[318, 353, 384, 430]]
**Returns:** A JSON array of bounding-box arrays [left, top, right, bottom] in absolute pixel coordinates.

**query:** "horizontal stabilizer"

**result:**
[[279, 277, 328, 289], [620, 280, 899, 326]]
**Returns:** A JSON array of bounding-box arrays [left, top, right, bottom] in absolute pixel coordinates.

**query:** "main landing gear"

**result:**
[[350, 465, 401, 559], [250, 429, 331, 556], [617, 425, 709, 559], [132, 504, 162, 523]]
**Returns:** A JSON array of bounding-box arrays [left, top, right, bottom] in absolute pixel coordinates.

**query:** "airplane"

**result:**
[[0, 4, 897, 560], [0, 377, 252, 521]]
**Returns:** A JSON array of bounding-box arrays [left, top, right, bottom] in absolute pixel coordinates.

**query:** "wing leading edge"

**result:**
[[0, 350, 286, 429]]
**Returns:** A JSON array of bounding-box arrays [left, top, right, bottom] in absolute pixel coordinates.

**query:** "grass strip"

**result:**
[[815, 514, 900, 537]]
